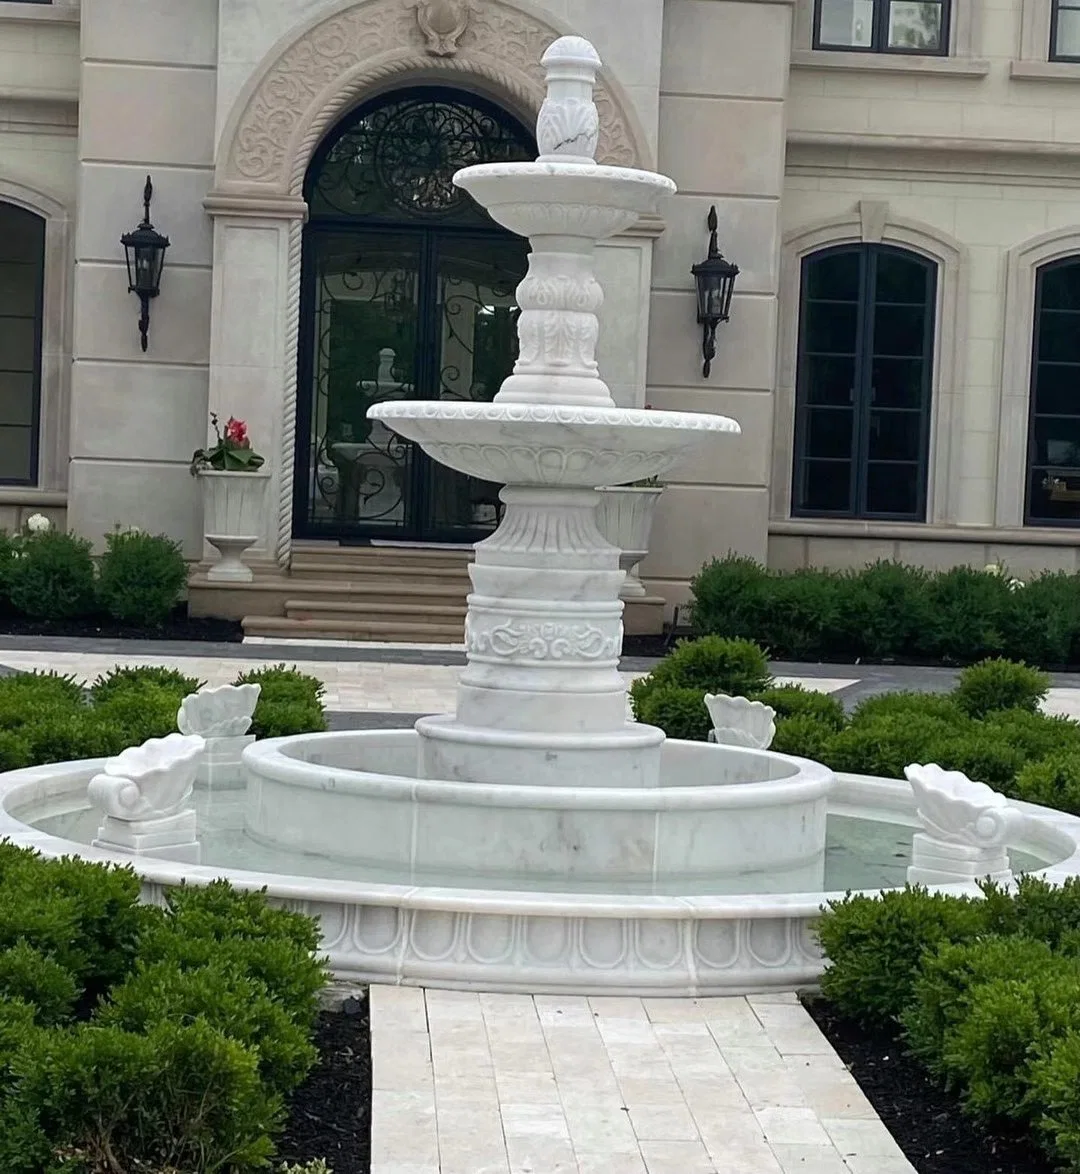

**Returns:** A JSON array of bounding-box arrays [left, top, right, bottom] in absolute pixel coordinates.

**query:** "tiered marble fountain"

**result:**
[[5, 37, 1080, 997], [243, 36, 832, 901]]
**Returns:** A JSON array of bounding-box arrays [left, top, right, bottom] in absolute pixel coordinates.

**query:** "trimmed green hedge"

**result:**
[[0, 663, 326, 771], [690, 555, 1080, 667], [816, 880, 1080, 1171], [0, 846, 330, 1173]]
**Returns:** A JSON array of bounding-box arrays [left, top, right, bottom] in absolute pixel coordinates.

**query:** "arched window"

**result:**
[[0, 203, 44, 485], [792, 243, 937, 520], [1025, 258, 1080, 524]]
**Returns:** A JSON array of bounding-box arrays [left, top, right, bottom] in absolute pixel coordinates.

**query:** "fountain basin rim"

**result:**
[[245, 732, 834, 810], [368, 402, 739, 434], [455, 161, 678, 190], [3, 761, 1079, 919]]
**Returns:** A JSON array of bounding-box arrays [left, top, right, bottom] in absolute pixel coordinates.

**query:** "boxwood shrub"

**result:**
[[690, 555, 1080, 668], [816, 879, 1080, 1170], [0, 848, 329, 1174]]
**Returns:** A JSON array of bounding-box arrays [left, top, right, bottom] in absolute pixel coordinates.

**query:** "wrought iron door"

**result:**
[[294, 87, 534, 543]]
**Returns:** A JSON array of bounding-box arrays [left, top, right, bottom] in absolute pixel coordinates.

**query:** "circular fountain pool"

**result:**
[[4, 752, 1079, 996]]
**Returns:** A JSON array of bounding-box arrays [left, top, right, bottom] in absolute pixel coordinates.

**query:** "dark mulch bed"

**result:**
[[803, 997, 1055, 1174], [278, 995, 372, 1174], [0, 604, 242, 644]]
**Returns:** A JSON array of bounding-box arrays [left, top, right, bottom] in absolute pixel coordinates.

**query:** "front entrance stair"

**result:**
[[190, 541, 665, 643]]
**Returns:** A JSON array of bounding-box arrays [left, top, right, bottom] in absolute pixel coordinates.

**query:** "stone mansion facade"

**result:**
[[3, 0, 1080, 621]]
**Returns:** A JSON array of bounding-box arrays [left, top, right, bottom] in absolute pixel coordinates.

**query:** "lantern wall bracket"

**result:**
[[120, 176, 170, 353], [691, 205, 740, 379]]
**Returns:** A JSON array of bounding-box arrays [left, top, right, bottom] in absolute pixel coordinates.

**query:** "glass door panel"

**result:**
[[299, 230, 421, 538], [419, 233, 529, 541]]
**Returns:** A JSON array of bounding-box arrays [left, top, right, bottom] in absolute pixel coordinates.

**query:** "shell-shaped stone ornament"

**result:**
[[177, 683, 261, 739], [905, 763, 1026, 848], [88, 733, 206, 821], [704, 694, 776, 750]]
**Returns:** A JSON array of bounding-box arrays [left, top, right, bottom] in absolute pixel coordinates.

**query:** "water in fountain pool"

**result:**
[[27, 795, 1045, 896]]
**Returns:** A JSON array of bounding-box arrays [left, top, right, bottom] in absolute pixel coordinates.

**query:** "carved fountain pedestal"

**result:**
[[372, 36, 737, 792]]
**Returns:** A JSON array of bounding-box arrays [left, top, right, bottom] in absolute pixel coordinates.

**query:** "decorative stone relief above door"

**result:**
[[410, 0, 476, 55], [219, 0, 648, 193]]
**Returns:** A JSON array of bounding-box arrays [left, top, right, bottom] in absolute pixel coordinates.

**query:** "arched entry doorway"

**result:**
[[293, 86, 535, 544]]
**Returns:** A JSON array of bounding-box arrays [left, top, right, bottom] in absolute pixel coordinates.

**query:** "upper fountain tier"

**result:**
[[370, 36, 738, 485]]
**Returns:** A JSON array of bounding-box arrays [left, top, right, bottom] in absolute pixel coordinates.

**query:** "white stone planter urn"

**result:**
[[198, 469, 270, 583], [595, 485, 663, 599]]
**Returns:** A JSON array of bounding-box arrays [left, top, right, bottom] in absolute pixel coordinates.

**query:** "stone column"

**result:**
[[643, 0, 795, 607], [202, 194, 307, 570], [67, 0, 219, 551]]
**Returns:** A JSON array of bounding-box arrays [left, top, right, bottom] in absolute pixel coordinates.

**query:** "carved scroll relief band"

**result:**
[[223, 0, 643, 192]]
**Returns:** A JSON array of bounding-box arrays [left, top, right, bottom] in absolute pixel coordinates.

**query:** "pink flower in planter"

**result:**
[[225, 417, 250, 448]]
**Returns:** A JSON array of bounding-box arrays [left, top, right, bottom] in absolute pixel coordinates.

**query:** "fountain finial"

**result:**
[[537, 36, 602, 164]]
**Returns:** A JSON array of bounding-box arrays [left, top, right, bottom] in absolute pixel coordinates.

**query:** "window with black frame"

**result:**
[[814, 0, 950, 53], [1025, 259, 1080, 525], [1052, 0, 1080, 60], [0, 203, 44, 485], [792, 244, 937, 521]]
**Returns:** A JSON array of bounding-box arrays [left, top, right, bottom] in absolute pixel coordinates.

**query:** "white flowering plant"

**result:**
[[25, 513, 51, 534], [984, 562, 1026, 592]]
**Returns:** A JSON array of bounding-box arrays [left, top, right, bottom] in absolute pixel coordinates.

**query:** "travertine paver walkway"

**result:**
[[370, 986, 916, 1174]]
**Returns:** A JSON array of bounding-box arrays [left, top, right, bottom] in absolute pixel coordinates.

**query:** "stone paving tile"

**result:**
[[369, 989, 917, 1174]]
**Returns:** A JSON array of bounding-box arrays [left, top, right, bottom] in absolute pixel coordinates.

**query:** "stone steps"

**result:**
[[241, 615, 466, 642]]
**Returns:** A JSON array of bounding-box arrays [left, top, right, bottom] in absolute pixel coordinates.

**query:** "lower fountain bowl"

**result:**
[[241, 729, 832, 894], [4, 753, 1079, 996]]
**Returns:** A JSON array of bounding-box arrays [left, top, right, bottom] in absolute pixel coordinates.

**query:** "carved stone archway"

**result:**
[[205, 0, 653, 568], [216, 0, 650, 197]]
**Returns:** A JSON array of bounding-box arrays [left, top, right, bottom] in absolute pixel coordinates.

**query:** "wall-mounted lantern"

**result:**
[[121, 176, 170, 352], [691, 205, 739, 378]]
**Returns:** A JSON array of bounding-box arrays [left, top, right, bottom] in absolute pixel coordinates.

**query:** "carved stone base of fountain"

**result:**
[[197, 734, 255, 790], [907, 833, 1012, 887], [94, 809, 201, 864]]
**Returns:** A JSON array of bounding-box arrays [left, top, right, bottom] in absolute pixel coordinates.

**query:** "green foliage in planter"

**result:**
[[770, 714, 837, 761], [816, 887, 987, 1026], [634, 685, 711, 742], [97, 529, 189, 627], [0, 847, 328, 1174], [7, 530, 96, 621], [235, 665, 328, 739], [954, 657, 1051, 719]]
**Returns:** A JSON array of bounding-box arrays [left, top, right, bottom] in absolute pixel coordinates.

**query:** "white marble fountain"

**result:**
[[4, 38, 1080, 996]]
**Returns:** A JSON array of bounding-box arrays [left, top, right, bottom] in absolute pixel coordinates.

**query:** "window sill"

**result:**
[[1010, 59, 1080, 81], [791, 49, 990, 77], [0, 3, 79, 24], [770, 517, 1080, 546]]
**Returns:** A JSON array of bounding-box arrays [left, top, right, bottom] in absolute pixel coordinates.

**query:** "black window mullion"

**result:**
[[873, 0, 888, 52], [914, 263, 937, 519], [852, 247, 876, 515]]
